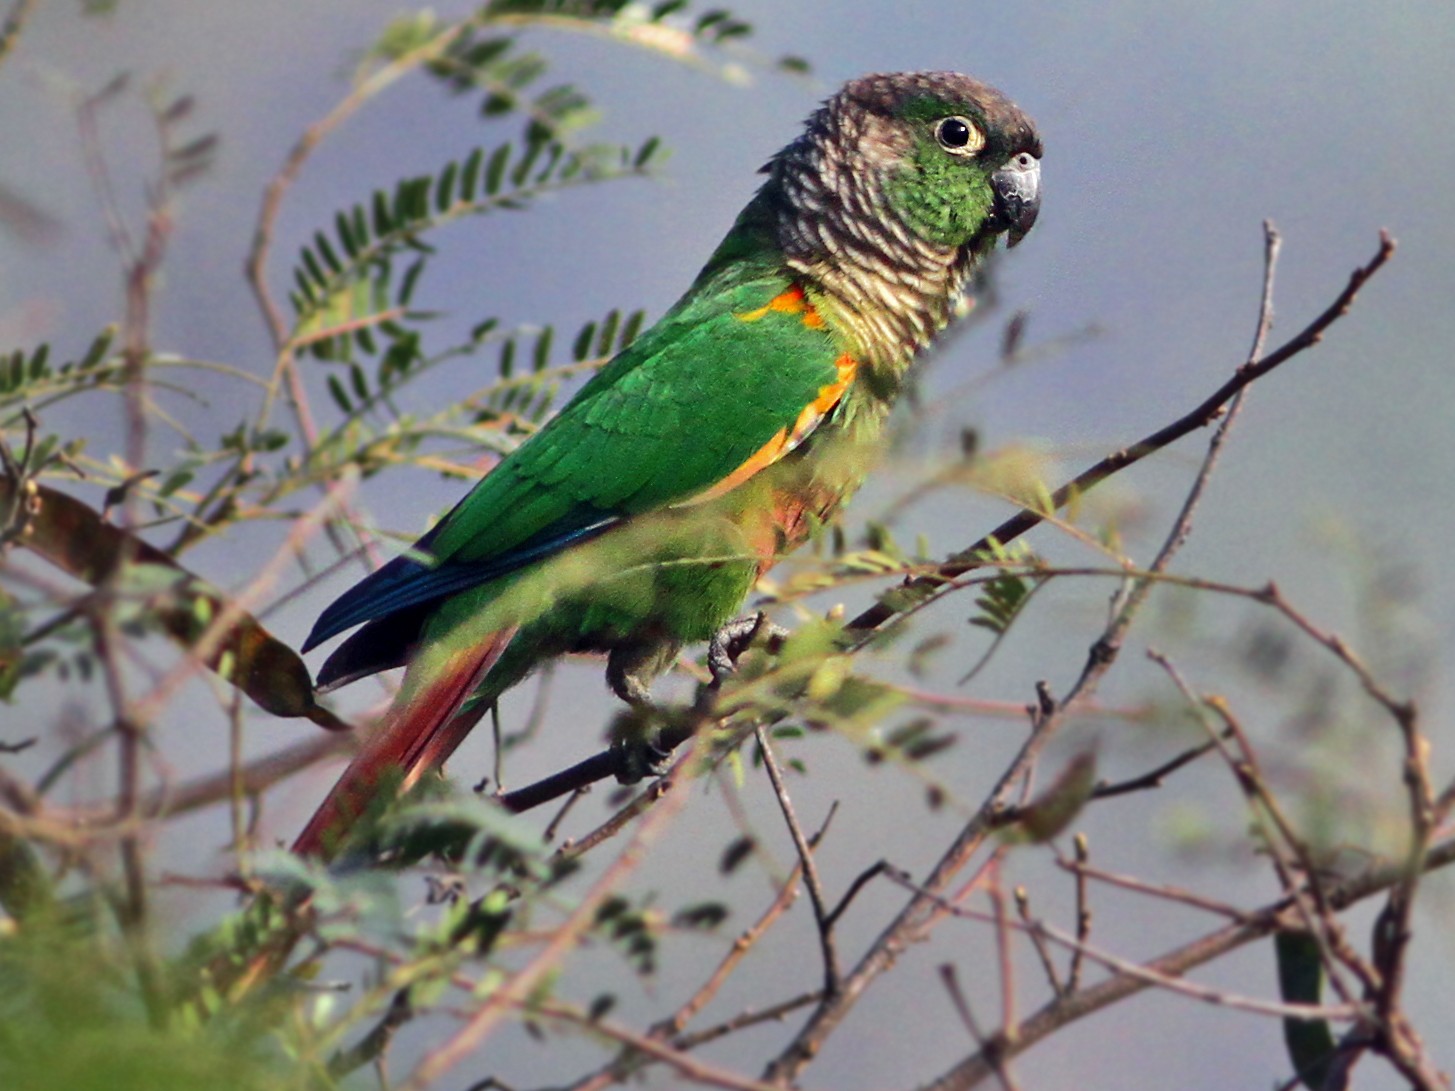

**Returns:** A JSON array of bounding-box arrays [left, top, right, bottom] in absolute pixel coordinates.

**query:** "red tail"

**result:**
[[293, 627, 518, 858]]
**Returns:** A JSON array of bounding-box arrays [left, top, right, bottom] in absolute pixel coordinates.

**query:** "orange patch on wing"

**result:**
[[703, 427, 792, 502], [798, 354, 857, 432], [689, 353, 859, 505], [736, 285, 826, 330]]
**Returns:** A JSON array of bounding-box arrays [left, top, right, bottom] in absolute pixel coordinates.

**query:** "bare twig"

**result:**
[[1089, 739, 1219, 800], [824, 859, 889, 929], [1013, 886, 1063, 996], [883, 864, 1368, 1020], [328, 989, 413, 1081], [940, 964, 1022, 1091], [1059, 854, 1244, 922], [657, 859, 806, 1039], [756, 726, 841, 996], [527, 997, 794, 1091], [1067, 834, 1090, 992], [554, 777, 673, 861], [986, 863, 1018, 1052], [333, 937, 797, 1091]]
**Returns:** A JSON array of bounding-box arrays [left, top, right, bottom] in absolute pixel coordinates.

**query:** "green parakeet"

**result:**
[[295, 71, 1042, 856]]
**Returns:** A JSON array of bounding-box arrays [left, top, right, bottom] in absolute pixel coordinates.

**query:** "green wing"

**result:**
[[436, 275, 839, 560], [305, 270, 844, 647]]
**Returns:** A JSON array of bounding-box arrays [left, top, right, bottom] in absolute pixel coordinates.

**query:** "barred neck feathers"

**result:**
[[761, 72, 1038, 377], [770, 124, 970, 372]]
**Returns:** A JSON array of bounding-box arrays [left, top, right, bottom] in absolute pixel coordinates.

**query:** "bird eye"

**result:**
[[935, 116, 985, 155]]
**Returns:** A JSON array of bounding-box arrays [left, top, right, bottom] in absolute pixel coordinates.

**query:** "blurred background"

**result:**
[[0, 2, 1451, 1088]]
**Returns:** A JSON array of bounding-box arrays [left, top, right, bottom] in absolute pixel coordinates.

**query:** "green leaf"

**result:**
[[460, 145, 484, 198], [313, 230, 342, 273], [634, 135, 662, 169], [435, 159, 459, 212], [327, 373, 352, 413], [485, 143, 511, 195], [1276, 931, 1340, 1090], [336, 208, 360, 257], [572, 320, 596, 361], [595, 310, 620, 357], [619, 308, 645, 349], [372, 188, 394, 235], [398, 257, 426, 306], [349, 363, 370, 403], [512, 137, 545, 187], [719, 835, 754, 874], [77, 327, 115, 371], [300, 246, 326, 289], [672, 902, 729, 930]]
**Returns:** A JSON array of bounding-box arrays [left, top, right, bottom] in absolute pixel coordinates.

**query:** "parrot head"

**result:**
[[771, 70, 1041, 253], [878, 71, 1043, 249], [758, 70, 1041, 364]]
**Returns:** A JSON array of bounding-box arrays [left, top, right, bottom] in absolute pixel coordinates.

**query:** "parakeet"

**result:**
[[295, 71, 1041, 856]]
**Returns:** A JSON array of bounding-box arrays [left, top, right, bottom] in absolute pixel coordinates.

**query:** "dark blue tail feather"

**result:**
[[302, 516, 619, 655]]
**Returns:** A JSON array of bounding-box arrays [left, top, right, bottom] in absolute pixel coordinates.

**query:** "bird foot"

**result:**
[[610, 734, 675, 784], [707, 612, 789, 686]]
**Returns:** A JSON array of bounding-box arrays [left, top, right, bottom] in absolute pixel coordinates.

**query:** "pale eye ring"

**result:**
[[935, 115, 985, 156]]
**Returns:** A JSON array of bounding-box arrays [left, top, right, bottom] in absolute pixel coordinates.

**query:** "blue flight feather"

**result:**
[[303, 516, 619, 652]]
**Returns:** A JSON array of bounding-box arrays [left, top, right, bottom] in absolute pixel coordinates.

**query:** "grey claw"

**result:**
[[707, 612, 788, 685], [612, 736, 673, 784]]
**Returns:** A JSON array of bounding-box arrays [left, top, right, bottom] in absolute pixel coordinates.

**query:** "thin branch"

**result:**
[[824, 859, 889, 930], [1149, 650, 1372, 1010], [756, 726, 841, 996], [986, 863, 1018, 1055], [1088, 739, 1219, 800], [1067, 834, 1090, 992], [1059, 855, 1245, 922], [882, 864, 1368, 1018], [530, 998, 795, 1091], [1157, 628, 1444, 1089], [670, 992, 823, 1053], [553, 777, 673, 862], [333, 935, 797, 1091], [328, 989, 413, 1081], [1013, 886, 1063, 996], [940, 964, 1022, 1091], [656, 857, 806, 1039]]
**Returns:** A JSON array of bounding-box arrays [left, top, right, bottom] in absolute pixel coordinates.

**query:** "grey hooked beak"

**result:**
[[991, 152, 1041, 247]]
